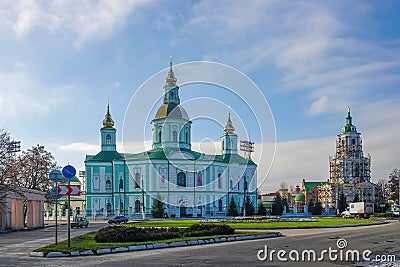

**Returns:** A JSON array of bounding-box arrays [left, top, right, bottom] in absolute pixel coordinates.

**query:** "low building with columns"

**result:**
[[85, 60, 258, 218], [0, 186, 46, 231]]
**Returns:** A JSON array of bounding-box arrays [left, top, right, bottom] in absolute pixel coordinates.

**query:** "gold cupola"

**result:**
[[224, 110, 235, 134], [102, 103, 114, 128]]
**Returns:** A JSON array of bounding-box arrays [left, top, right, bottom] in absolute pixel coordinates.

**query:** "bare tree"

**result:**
[[388, 169, 400, 203], [0, 129, 22, 211], [10, 145, 57, 194], [376, 179, 390, 203]]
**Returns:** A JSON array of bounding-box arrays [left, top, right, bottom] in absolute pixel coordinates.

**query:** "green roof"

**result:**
[[294, 193, 305, 201], [86, 148, 256, 166], [303, 181, 326, 194], [60, 176, 81, 184], [85, 151, 123, 162]]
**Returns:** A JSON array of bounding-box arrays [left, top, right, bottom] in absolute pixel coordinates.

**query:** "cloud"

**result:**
[[0, 0, 152, 46], [307, 96, 328, 115], [0, 70, 70, 117]]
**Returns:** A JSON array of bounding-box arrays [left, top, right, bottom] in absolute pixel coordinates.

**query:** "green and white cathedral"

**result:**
[[85, 61, 258, 218]]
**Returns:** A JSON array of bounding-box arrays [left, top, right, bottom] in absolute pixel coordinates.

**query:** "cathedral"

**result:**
[[84, 60, 258, 218]]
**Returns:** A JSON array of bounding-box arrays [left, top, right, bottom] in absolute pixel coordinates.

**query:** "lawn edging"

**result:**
[[236, 220, 389, 230], [29, 233, 282, 258]]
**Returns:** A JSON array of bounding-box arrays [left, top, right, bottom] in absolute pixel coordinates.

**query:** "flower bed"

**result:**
[[199, 216, 318, 223], [95, 223, 234, 243]]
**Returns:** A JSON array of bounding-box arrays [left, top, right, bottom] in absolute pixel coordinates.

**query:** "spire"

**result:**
[[165, 55, 177, 87], [224, 107, 235, 134], [346, 106, 352, 126], [102, 102, 114, 128]]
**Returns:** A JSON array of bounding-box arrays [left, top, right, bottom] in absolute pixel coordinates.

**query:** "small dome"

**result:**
[[154, 103, 189, 120], [102, 104, 114, 128], [294, 193, 305, 201]]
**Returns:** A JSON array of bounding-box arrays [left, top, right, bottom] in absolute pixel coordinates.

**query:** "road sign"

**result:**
[[62, 165, 76, 179], [58, 185, 81, 196], [49, 170, 63, 182], [50, 186, 61, 199]]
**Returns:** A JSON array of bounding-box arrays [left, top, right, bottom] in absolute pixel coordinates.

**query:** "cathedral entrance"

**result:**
[[179, 206, 186, 217]]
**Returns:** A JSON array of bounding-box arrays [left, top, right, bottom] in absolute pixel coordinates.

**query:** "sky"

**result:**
[[0, 0, 399, 192]]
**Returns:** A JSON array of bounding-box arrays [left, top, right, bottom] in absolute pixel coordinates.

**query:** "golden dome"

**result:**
[[154, 103, 189, 120], [102, 104, 114, 128], [224, 112, 235, 134]]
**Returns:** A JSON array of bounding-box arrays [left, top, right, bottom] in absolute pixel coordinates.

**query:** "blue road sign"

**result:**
[[62, 165, 76, 179], [50, 186, 60, 199], [49, 170, 63, 182]]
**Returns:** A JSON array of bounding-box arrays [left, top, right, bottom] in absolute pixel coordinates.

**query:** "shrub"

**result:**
[[94, 223, 234, 243]]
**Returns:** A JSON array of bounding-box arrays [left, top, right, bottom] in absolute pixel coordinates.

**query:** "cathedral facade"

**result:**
[[84, 60, 258, 218]]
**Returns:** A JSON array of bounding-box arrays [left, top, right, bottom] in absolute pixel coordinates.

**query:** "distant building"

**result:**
[[329, 107, 377, 207]]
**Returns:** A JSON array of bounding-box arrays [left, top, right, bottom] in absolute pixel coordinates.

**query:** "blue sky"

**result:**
[[0, 1, 399, 192]]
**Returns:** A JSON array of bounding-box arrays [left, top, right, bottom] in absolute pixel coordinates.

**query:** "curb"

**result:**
[[236, 221, 389, 230], [29, 233, 281, 258]]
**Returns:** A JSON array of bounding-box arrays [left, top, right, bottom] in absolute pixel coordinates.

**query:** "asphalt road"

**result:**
[[1, 221, 399, 267]]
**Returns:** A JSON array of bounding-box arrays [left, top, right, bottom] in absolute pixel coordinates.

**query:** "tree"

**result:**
[[8, 145, 57, 193], [282, 197, 288, 212], [244, 196, 255, 216], [312, 201, 323, 215], [257, 202, 267, 216], [151, 193, 164, 218], [271, 193, 283, 215], [227, 196, 239, 216], [0, 129, 22, 211], [353, 193, 360, 202], [388, 169, 400, 203], [308, 198, 314, 213], [376, 179, 390, 203], [338, 192, 347, 213]]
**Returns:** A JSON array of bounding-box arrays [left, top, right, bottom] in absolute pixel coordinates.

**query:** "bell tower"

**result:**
[[220, 110, 238, 155], [101, 103, 117, 152]]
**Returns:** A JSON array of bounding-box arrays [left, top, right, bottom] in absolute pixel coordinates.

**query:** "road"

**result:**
[[1, 221, 399, 267]]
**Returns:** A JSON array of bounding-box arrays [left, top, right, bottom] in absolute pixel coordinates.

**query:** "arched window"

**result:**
[[185, 131, 189, 142], [171, 92, 174, 100], [105, 180, 111, 190], [177, 172, 186, 187], [244, 177, 248, 191], [230, 180, 233, 190], [106, 134, 111, 145], [158, 130, 162, 142], [134, 200, 141, 213], [173, 131, 178, 142], [222, 141, 224, 150], [197, 172, 202, 186], [106, 203, 111, 213], [119, 179, 123, 190], [135, 172, 140, 188], [218, 173, 222, 188], [218, 199, 223, 211]]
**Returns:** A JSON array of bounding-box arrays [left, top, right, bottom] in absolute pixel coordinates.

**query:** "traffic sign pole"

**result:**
[[62, 165, 76, 248], [49, 169, 62, 245]]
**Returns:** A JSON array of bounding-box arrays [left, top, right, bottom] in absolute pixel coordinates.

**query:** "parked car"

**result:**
[[108, 215, 129, 224], [71, 217, 89, 228]]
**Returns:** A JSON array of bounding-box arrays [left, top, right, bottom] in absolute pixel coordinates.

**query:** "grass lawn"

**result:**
[[33, 217, 381, 255], [34, 231, 269, 254], [130, 217, 379, 229]]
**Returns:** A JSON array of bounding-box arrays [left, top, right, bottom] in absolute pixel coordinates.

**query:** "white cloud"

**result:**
[[58, 142, 99, 154], [0, 70, 70, 117], [0, 0, 152, 46], [307, 96, 328, 115]]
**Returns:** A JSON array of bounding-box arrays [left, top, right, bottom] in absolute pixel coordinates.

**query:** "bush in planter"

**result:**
[[183, 223, 234, 237], [95, 226, 181, 243]]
